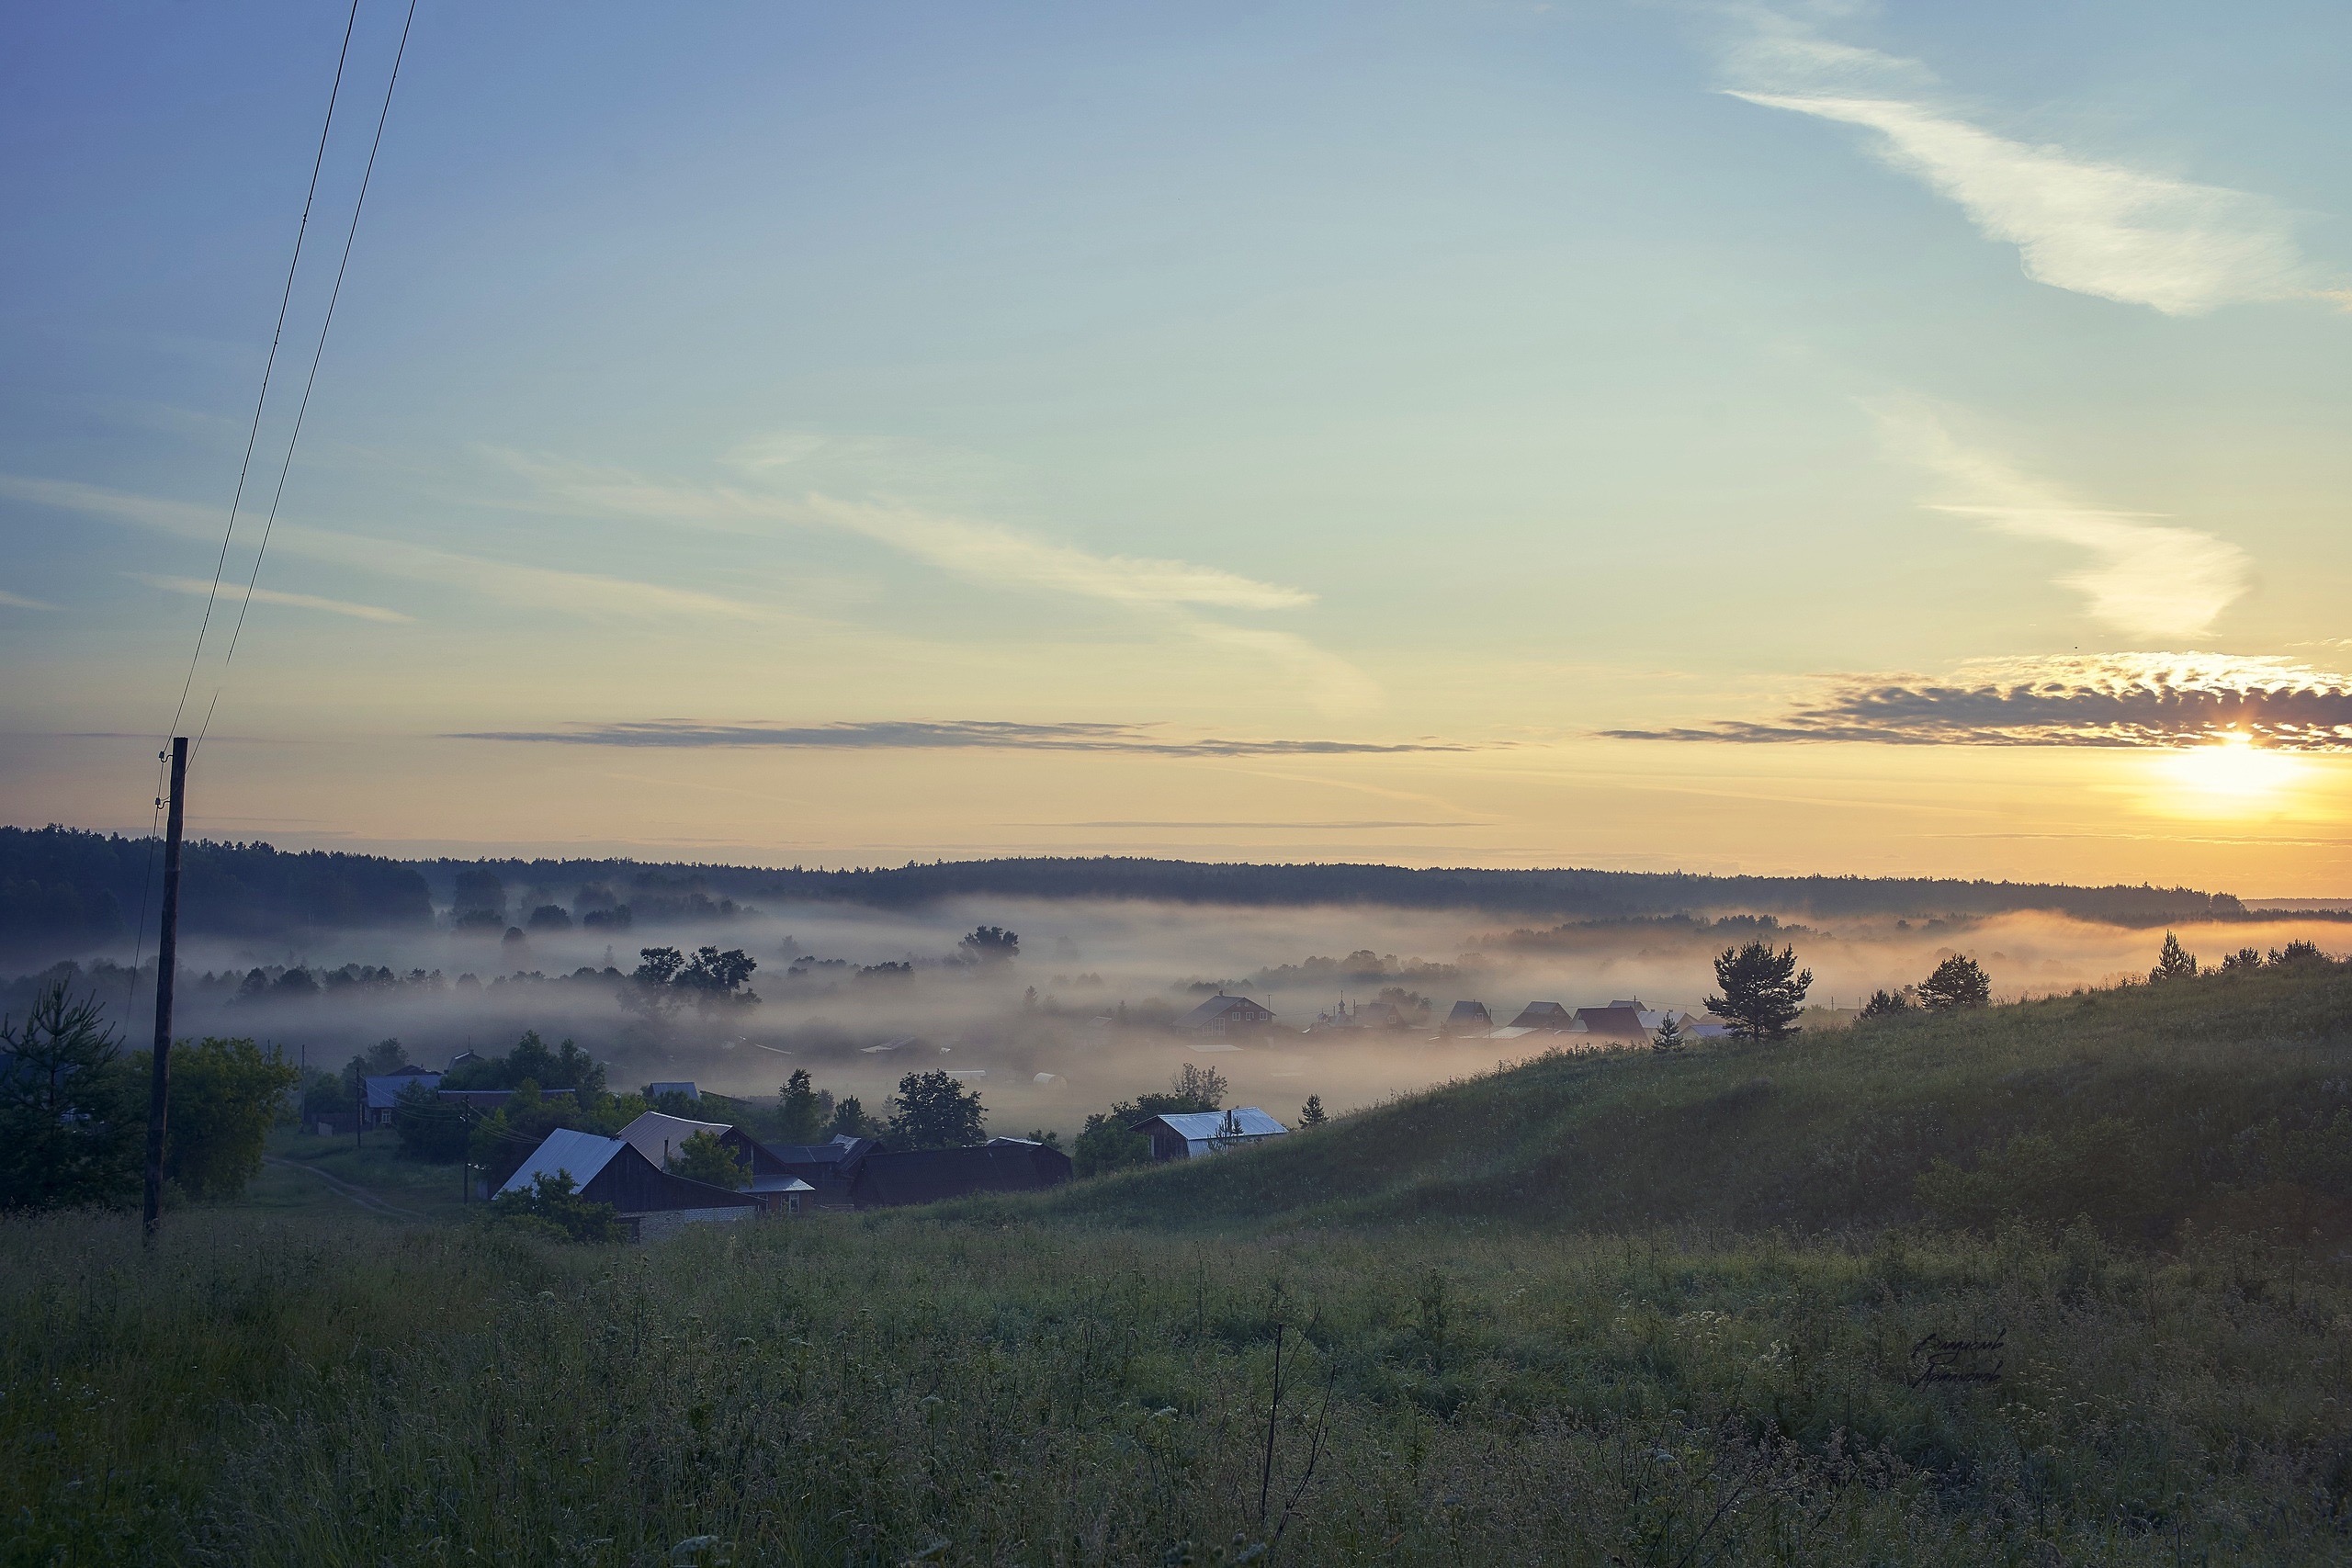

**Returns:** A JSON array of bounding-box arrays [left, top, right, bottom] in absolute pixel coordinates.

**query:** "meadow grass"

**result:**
[[6, 965, 2352, 1565], [4, 1203, 2348, 1565]]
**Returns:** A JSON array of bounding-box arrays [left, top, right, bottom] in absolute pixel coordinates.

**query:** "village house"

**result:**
[[1177, 992, 1277, 1036], [613, 1110, 822, 1213], [1128, 1107, 1289, 1161], [497, 1127, 762, 1239], [1443, 999, 1492, 1034]]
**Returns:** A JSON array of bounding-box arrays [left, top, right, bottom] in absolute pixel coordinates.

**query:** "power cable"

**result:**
[[164, 0, 364, 745], [196, 0, 420, 757]]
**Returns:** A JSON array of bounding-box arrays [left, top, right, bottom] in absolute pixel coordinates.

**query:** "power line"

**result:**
[[164, 0, 364, 746], [197, 0, 420, 757]]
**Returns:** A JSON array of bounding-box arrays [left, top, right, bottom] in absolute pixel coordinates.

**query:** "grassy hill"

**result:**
[[1044, 962, 2352, 1243], [6, 964, 2351, 1564]]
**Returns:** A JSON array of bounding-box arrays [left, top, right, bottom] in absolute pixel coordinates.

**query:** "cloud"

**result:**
[[487, 444, 1376, 710], [493, 450, 1312, 611], [1607, 651, 2352, 750], [0, 589, 56, 610], [0, 474, 765, 622], [1877, 405, 2249, 638], [1720, 12, 2324, 314], [449, 719, 1482, 756], [130, 572, 413, 625]]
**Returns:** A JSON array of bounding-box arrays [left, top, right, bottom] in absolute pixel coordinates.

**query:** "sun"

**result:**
[[2159, 730, 2305, 806]]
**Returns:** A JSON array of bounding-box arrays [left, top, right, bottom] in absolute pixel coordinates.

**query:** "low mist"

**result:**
[[17, 897, 2350, 1137]]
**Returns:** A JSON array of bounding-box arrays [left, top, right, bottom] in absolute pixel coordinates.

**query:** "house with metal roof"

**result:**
[[497, 1127, 761, 1237], [1443, 999, 1492, 1035], [843, 1140, 1072, 1208], [1127, 1107, 1288, 1161], [1177, 993, 1277, 1035], [361, 1067, 440, 1127]]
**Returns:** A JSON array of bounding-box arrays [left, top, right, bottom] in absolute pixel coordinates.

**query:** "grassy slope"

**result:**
[[1039, 965, 2352, 1238], [7, 968, 2352, 1565]]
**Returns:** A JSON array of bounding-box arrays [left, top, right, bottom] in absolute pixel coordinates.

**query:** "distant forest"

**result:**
[[0, 824, 2282, 964]]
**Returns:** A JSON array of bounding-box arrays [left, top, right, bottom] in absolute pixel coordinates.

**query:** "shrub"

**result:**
[[485, 1170, 622, 1241]]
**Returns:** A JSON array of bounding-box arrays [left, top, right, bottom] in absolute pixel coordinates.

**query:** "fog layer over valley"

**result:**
[[17, 886, 2350, 1138]]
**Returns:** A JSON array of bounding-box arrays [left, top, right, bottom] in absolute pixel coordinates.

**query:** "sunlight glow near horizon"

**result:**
[[2155, 732, 2310, 812]]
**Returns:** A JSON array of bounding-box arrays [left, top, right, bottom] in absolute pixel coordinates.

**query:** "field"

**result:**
[[6, 967, 2351, 1566]]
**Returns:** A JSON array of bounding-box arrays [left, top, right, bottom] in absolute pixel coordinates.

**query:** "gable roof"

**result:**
[[1445, 1000, 1491, 1023], [1178, 992, 1273, 1028], [645, 1081, 699, 1100], [1506, 1001, 1575, 1030], [364, 1071, 442, 1110], [1129, 1107, 1288, 1140], [1574, 1005, 1651, 1038], [497, 1128, 627, 1195], [616, 1110, 734, 1170]]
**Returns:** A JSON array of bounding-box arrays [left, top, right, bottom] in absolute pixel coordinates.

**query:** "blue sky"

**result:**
[[5, 2, 2349, 885]]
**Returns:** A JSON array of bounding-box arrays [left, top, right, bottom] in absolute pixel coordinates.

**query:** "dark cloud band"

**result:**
[[451, 719, 1479, 757], [1606, 654, 2352, 750]]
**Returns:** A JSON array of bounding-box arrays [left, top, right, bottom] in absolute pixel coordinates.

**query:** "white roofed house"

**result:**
[[496, 1127, 761, 1239], [616, 1110, 815, 1214], [1127, 1107, 1288, 1161], [1177, 993, 1276, 1036]]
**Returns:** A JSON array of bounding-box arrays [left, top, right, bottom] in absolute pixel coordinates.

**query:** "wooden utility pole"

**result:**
[[141, 737, 187, 1243]]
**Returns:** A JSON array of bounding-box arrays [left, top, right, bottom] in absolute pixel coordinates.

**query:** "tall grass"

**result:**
[[8, 966, 2352, 1563], [4, 1204, 2348, 1564]]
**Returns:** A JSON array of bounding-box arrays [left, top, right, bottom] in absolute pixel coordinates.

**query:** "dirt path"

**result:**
[[261, 1156, 430, 1221]]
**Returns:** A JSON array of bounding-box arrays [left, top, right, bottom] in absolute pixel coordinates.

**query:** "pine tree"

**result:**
[[1917, 954, 1992, 1011], [1650, 1015, 1686, 1054], [2150, 931, 2199, 983], [1704, 941, 1813, 1042], [1299, 1094, 1327, 1125]]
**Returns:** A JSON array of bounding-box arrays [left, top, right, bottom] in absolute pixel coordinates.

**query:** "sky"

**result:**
[[4, 0, 2350, 891]]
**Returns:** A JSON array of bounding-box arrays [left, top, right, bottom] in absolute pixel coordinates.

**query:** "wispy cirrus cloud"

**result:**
[[494, 448, 1312, 611], [451, 718, 1480, 757], [1876, 404, 2249, 639], [1608, 651, 2352, 750], [0, 588, 56, 610], [486, 442, 1378, 711], [1718, 8, 2328, 314], [130, 572, 413, 625], [0, 474, 765, 622]]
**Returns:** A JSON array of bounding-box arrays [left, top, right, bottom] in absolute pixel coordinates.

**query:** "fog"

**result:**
[[27, 898, 2352, 1136]]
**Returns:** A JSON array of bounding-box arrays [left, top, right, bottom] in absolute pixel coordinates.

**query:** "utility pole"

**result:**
[[141, 737, 187, 1244]]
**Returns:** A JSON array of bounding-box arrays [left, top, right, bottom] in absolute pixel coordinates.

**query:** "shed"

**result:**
[[1127, 1107, 1288, 1161], [497, 1128, 759, 1236], [844, 1141, 1073, 1208], [1177, 993, 1276, 1035]]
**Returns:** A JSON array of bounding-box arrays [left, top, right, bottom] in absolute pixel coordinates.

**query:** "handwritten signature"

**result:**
[[1905, 1331, 2005, 1387]]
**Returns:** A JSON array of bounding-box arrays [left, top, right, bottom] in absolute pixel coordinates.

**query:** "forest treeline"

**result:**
[[0, 826, 430, 954], [2, 826, 2308, 963]]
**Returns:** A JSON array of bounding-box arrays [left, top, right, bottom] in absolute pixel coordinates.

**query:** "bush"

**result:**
[[152, 1038, 300, 1200], [665, 1130, 749, 1190], [485, 1171, 622, 1241]]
